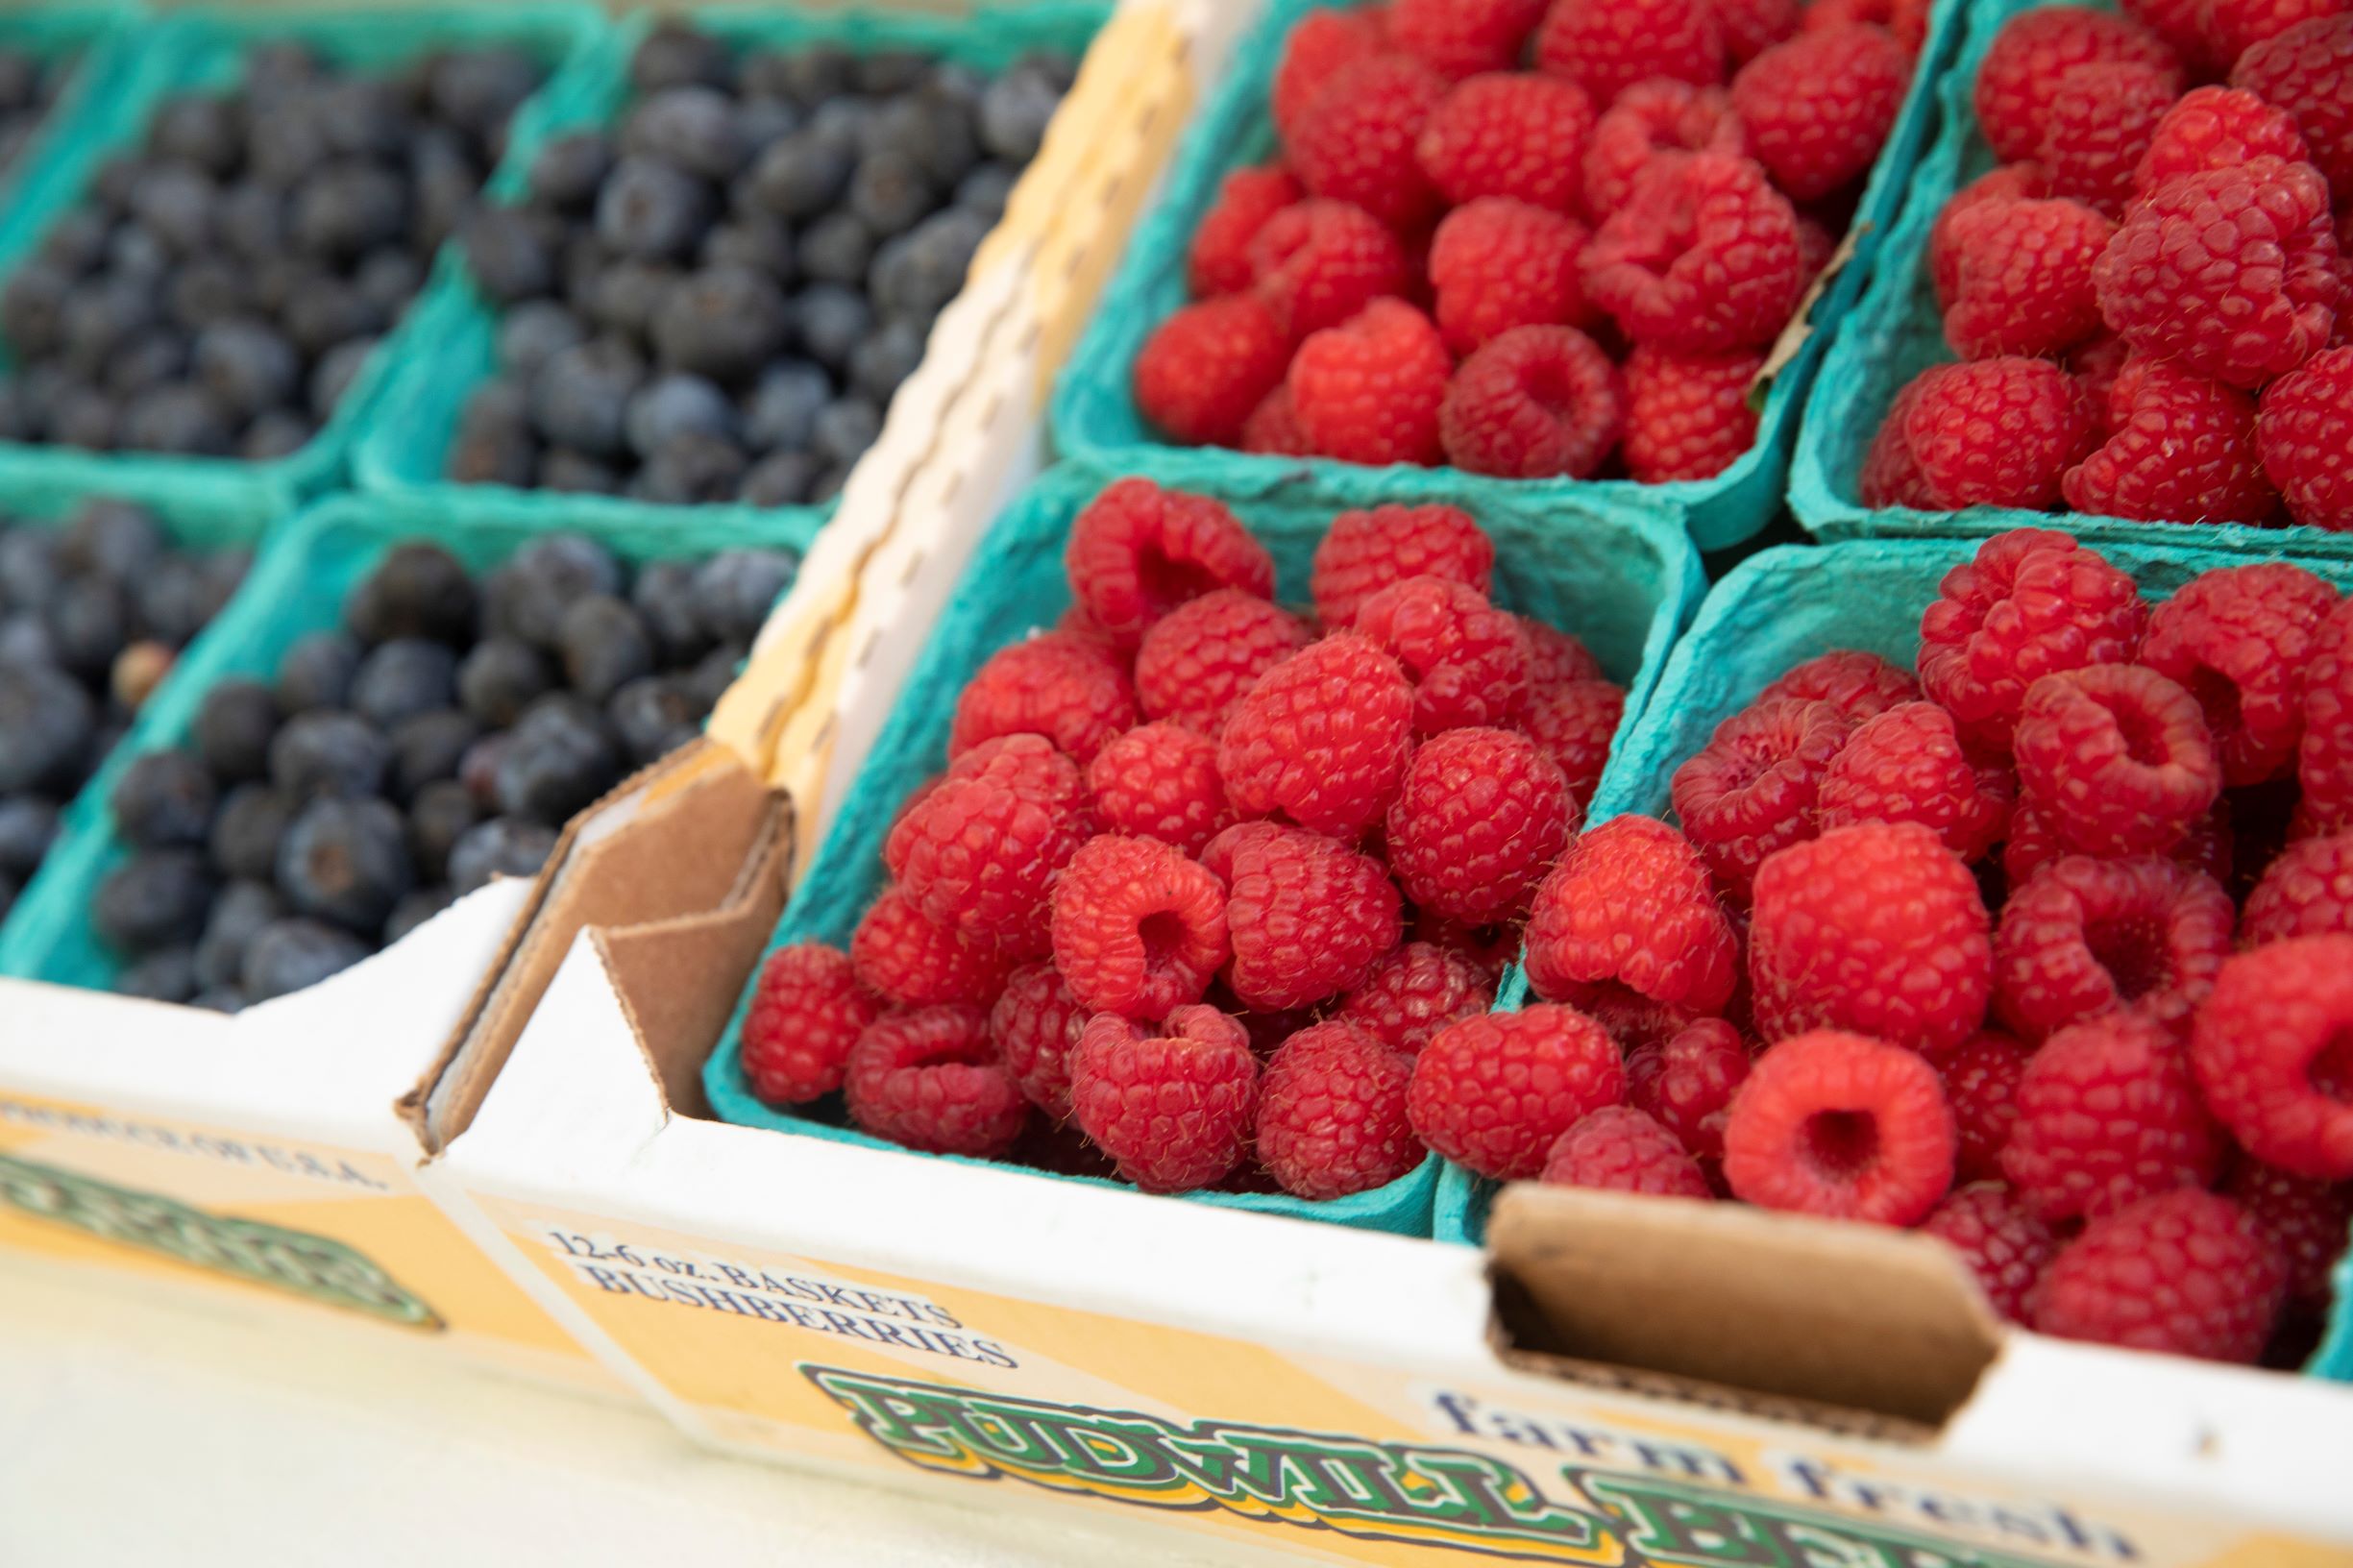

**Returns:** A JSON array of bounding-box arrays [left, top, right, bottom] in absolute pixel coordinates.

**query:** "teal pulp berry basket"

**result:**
[[0, 5, 606, 529], [352, 0, 1112, 538], [700, 460, 1706, 1236], [0, 487, 824, 993], [1046, 0, 1965, 554], [0, 4, 152, 244], [1790, 0, 2353, 555]]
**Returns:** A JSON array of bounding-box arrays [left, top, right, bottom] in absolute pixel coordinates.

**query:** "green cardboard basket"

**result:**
[[0, 4, 152, 241]]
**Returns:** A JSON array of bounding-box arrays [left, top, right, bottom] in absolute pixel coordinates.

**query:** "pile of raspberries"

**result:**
[[1489, 528, 2351, 1366], [1862, 6, 2353, 529], [740, 478, 1628, 1204], [1129, 0, 1924, 480]]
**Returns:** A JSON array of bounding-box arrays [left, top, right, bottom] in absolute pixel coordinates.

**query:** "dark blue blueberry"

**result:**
[[39, 209, 113, 276], [809, 464, 849, 504], [241, 411, 315, 460], [540, 450, 620, 495], [0, 527, 61, 609], [116, 944, 200, 1004], [790, 284, 872, 374], [625, 373, 737, 460], [241, 918, 369, 1003], [623, 86, 748, 183], [384, 886, 455, 944], [682, 642, 747, 710], [194, 680, 280, 782], [283, 271, 390, 356], [558, 595, 656, 702], [735, 97, 802, 154], [650, 265, 787, 381], [795, 210, 872, 287], [870, 208, 988, 324], [190, 987, 247, 1014], [449, 415, 536, 487], [579, 259, 678, 337], [494, 695, 621, 823], [268, 710, 390, 799], [858, 52, 936, 95], [153, 94, 243, 176], [610, 675, 701, 764], [595, 157, 713, 262], [628, 561, 713, 662], [464, 206, 562, 305], [310, 336, 380, 423], [48, 383, 119, 451], [0, 796, 58, 876], [486, 534, 624, 649], [0, 612, 54, 669], [121, 384, 234, 456], [745, 361, 831, 453], [194, 880, 285, 992], [0, 378, 35, 442], [461, 636, 559, 726], [216, 182, 287, 263], [93, 848, 214, 953], [847, 150, 939, 238], [409, 125, 483, 252], [744, 128, 853, 221], [633, 433, 748, 504], [812, 397, 882, 468], [165, 259, 252, 333], [209, 783, 298, 883], [193, 320, 300, 420], [289, 159, 411, 260], [766, 43, 856, 109], [61, 500, 163, 583], [849, 317, 927, 404], [318, 76, 410, 160], [527, 131, 613, 211], [496, 301, 587, 378], [107, 331, 194, 399], [348, 543, 478, 647], [350, 638, 460, 728], [692, 548, 799, 644], [390, 708, 481, 799], [355, 249, 426, 314], [528, 337, 646, 459], [448, 816, 558, 894], [275, 630, 363, 714], [277, 795, 413, 932], [43, 576, 130, 678], [703, 214, 797, 282], [0, 262, 70, 356], [739, 451, 821, 506], [980, 60, 1068, 163], [138, 551, 237, 648], [128, 165, 217, 256], [425, 45, 541, 144], [407, 778, 480, 883], [863, 92, 977, 187], [60, 277, 158, 372], [110, 750, 217, 849], [631, 24, 732, 95], [455, 377, 529, 436]]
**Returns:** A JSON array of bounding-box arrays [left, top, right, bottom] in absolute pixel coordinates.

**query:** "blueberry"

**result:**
[[704, 214, 797, 282], [610, 675, 701, 764], [153, 95, 243, 176], [743, 362, 831, 454], [0, 263, 69, 355], [848, 151, 939, 238], [744, 129, 853, 221], [0, 527, 61, 608], [217, 182, 288, 263], [0, 381, 33, 442], [350, 639, 460, 728], [318, 77, 411, 160], [796, 210, 873, 286], [980, 61, 1068, 163], [624, 86, 748, 183], [870, 208, 987, 323], [858, 52, 936, 96], [623, 373, 736, 461], [189, 681, 278, 783], [409, 126, 483, 251], [91, 154, 143, 211], [165, 260, 250, 332], [426, 46, 541, 144], [740, 451, 821, 506], [449, 816, 558, 896], [193, 320, 300, 420], [110, 750, 216, 849], [385, 886, 455, 944], [290, 159, 411, 260], [244, 42, 327, 110], [310, 336, 380, 423], [529, 337, 645, 458], [579, 259, 678, 337], [241, 412, 314, 460], [194, 880, 284, 992], [210, 783, 298, 882], [449, 418, 536, 488], [108, 331, 194, 399], [407, 778, 480, 883], [496, 301, 586, 378], [682, 642, 748, 711], [632, 24, 732, 94], [61, 500, 164, 582], [628, 560, 712, 661], [2, 660, 95, 794], [464, 206, 562, 305], [241, 918, 369, 1002], [121, 384, 234, 456], [45, 576, 130, 677], [355, 249, 426, 313], [457, 375, 528, 435], [61, 278, 158, 373], [557, 595, 657, 702], [485, 535, 623, 649], [595, 157, 713, 262], [93, 848, 214, 953], [49, 383, 118, 450], [864, 92, 977, 188], [634, 432, 749, 505], [277, 795, 413, 932], [767, 44, 856, 108], [495, 696, 621, 823], [117, 945, 200, 1004], [693, 549, 799, 643], [0, 611, 52, 668], [650, 265, 788, 381], [541, 450, 620, 494], [0, 796, 59, 876], [812, 397, 882, 468], [390, 708, 480, 800], [850, 317, 927, 404], [527, 131, 612, 210], [736, 97, 802, 154], [268, 711, 390, 798], [39, 209, 112, 277], [348, 543, 478, 647], [129, 165, 217, 257], [137, 553, 234, 648], [189, 988, 247, 1014], [791, 285, 872, 373]]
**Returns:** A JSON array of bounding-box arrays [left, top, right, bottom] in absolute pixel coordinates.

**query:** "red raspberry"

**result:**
[[1416, 72, 1595, 214], [1289, 56, 1448, 231], [1087, 722, 1236, 858], [2231, 17, 2353, 206], [1973, 8, 2181, 166], [1413, 909, 1522, 980], [1803, 0, 1933, 53], [1928, 163, 2049, 311], [1065, 478, 1275, 649], [2031, 1189, 2286, 1361], [1335, 941, 1496, 1054], [1189, 164, 1303, 297], [1756, 649, 1920, 723], [1386, 727, 1571, 923], [1134, 295, 1292, 448], [989, 962, 1088, 1118], [1049, 834, 1229, 1019], [2038, 61, 2178, 218], [1542, 1106, 1714, 1197], [1354, 575, 1533, 733], [1311, 503, 1494, 629], [951, 630, 1138, 766], [2119, 0, 2220, 64], [1924, 1183, 2060, 1322], [1717, 0, 1803, 62], [1723, 1030, 1956, 1224], [2246, 833, 2353, 943], [1581, 81, 1749, 221], [2304, 600, 2353, 831], [2258, 346, 2353, 530], [1582, 154, 1805, 353], [2134, 86, 2311, 198], [1217, 821, 1404, 1010], [1428, 198, 1594, 355], [1535, 0, 1726, 104], [1857, 369, 1936, 507], [1408, 1004, 1628, 1179], [2013, 665, 2222, 858], [1240, 384, 1311, 454], [1522, 678, 1625, 809], [1525, 815, 1740, 1013], [1728, 24, 1908, 203], [1917, 528, 2147, 751], [2141, 564, 2338, 788], [1439, 324, 1627, 478], [1390, 0, 1548, 77], [1249, 198, 1413, 340], [1288, 299, 1452, 466], [884, 734, 1091, 949], [1941, 198, 2114, 360], [1817, 701, 2012, 862], [1256, 1020, 1423, 1199], [1627, 1016, 1750, 1164], [2212, 0, 2348, 74], [1940, 1029, 2030, 1182], [2093, 157, 2340, 390], [1587, 992, 1706, 1054], [1272, 8, 1394, 145], [851, 887, 1015, 1007], [1621, 346, 1763, 482], [1133, 588, 1312, 734], [1670, 696, 1850, 898], [1521, 617, 1606, 692], [2193, 935, 2353, 1178], [846, 1006, 1029, 1158], [2226, 1160, 2353, 1305], [1895, 358, 2097, 511], [2003, 1010, 2224, 1221], [1993, 855, 2235, 1041], [742, 943, 879, 1105], [1218, 632, 1414, 835], [1070, 1005, 1258, 1191], [2062, 356, 2277, 527]]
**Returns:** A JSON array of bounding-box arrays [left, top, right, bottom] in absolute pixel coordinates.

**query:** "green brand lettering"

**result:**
[[1582, 1474, 2057, 1568]]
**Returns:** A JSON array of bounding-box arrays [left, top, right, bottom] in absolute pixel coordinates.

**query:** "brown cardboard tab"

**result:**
[[1487, 1185, 2002, 1433]]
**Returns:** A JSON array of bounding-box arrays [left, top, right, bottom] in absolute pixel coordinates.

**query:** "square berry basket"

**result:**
[[698, 461, 1703, 1235], [1046, 0, 1965, 554], [0, 4, 151, 238]]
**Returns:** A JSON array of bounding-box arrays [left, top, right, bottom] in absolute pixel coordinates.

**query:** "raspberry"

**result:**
[[2226, 1160, 2353, 1305], [1803, 0, 1933, 52], [2141, 565, 2338, 789], [1895, 358, 2097, 512], [1535, 0, 1726, 104], [1240, 384, 1312, 454], [2002, 1010, 2224, 1221], [1522, 678, 1625, 809], [742, 943, 879, 1105], [1288, 299, 1452, 466], [1133, 588, 1312, 733], [1065, 478, 1276, 649], [2245, 832, 2353, 943], [845, 1006, 1029, 1158], [1217, 821, 1404, 1010], [1857, 370, 1936, 508], [1670, 696, 1850, 898], [2193, 935, 2353, 1178], [1993, 855, 2235, 1041], [1050, 835, 1228, 1020], [1386, 727, 1571, 922], [850, 888, 1015, 1007], [1354, 576, 1533, 733], [1256, 1020, 1423, 1199], [1581, 82, 1750, 221], [1818, 702, 2013, 862], [1924, 1183, 2060, 1322], [1414, 910, 1521, 979], [2258, 346, 2353, 530], [1086, 722, 1236, 857], [2038, 61, 2178, 218], [2093, 157, 2340, 390], [2013, 665, 2222, 858], [1521, 617, 1606, 692], [1973, 8, 2181, 166], [951, 630, 1138, 766], [1416, 72, 1594, 214], [884, 735, 1091, 949], [2031, 1189, 2286, 1361], [2134, 86, 2312, 198], [1542, 1106, 1714, 1197], [2303, 600, 2353, 831], [1627, 1016, 1750, 1164], [1717, 0, 1803, 62], [1218, 632, 1414, 835], [1728, 24, 1908, 203], [2062, 357, 2277, 527], [1429, 198, 1594, 355], [1189, 164, 1304, 297], [1940, 1029, 2030, 1182], [1249, 199, 1414, 340], [989, 962, 1089, 1118], [1288, 56, 1448, 232], [1335, 941, 1495, 1053], [2231, 17, 2353, 206], [1134, 295, 1291, 447], [1408, 1004, 1628, 1179], [1272, 9, 1393, 145], [1438, 325, 1627, 478], [1929, 163, 2048, 311], [1585, 992, 1706, 1055], [1941, 198, 2114, 360], [1070, 1005, 1258, 1191], [1917, 528, 2148, 751], [1756, 649, 1920, 723], [1620, 346, 1763, 482], [1390, 0, 1549, 78], [1723, 1030, 1956, 1224], [1311, 503, 1494, 629], [1582, 154, 1805, 353], [1524, 816, 1737, 1013]]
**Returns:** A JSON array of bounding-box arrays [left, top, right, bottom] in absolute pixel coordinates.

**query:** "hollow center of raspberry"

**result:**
[[1138, 909, 1189, 973], [1137, 549, 1221, 618], [2183, 664, 2244, 747], [2312, 1031, 2353, 1104], [2106, 694, 2175, 768], [1802, 1110, 1880, 1183], [2085, 918, 2169, 1003]]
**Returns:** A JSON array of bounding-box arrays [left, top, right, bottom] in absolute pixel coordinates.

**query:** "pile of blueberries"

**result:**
[[0, 45, 64, 180], [92, 532, 799, 1011], [0, 38, 546, 456], [449, 23, 1076, 505], [0, 501, 249, 923]]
